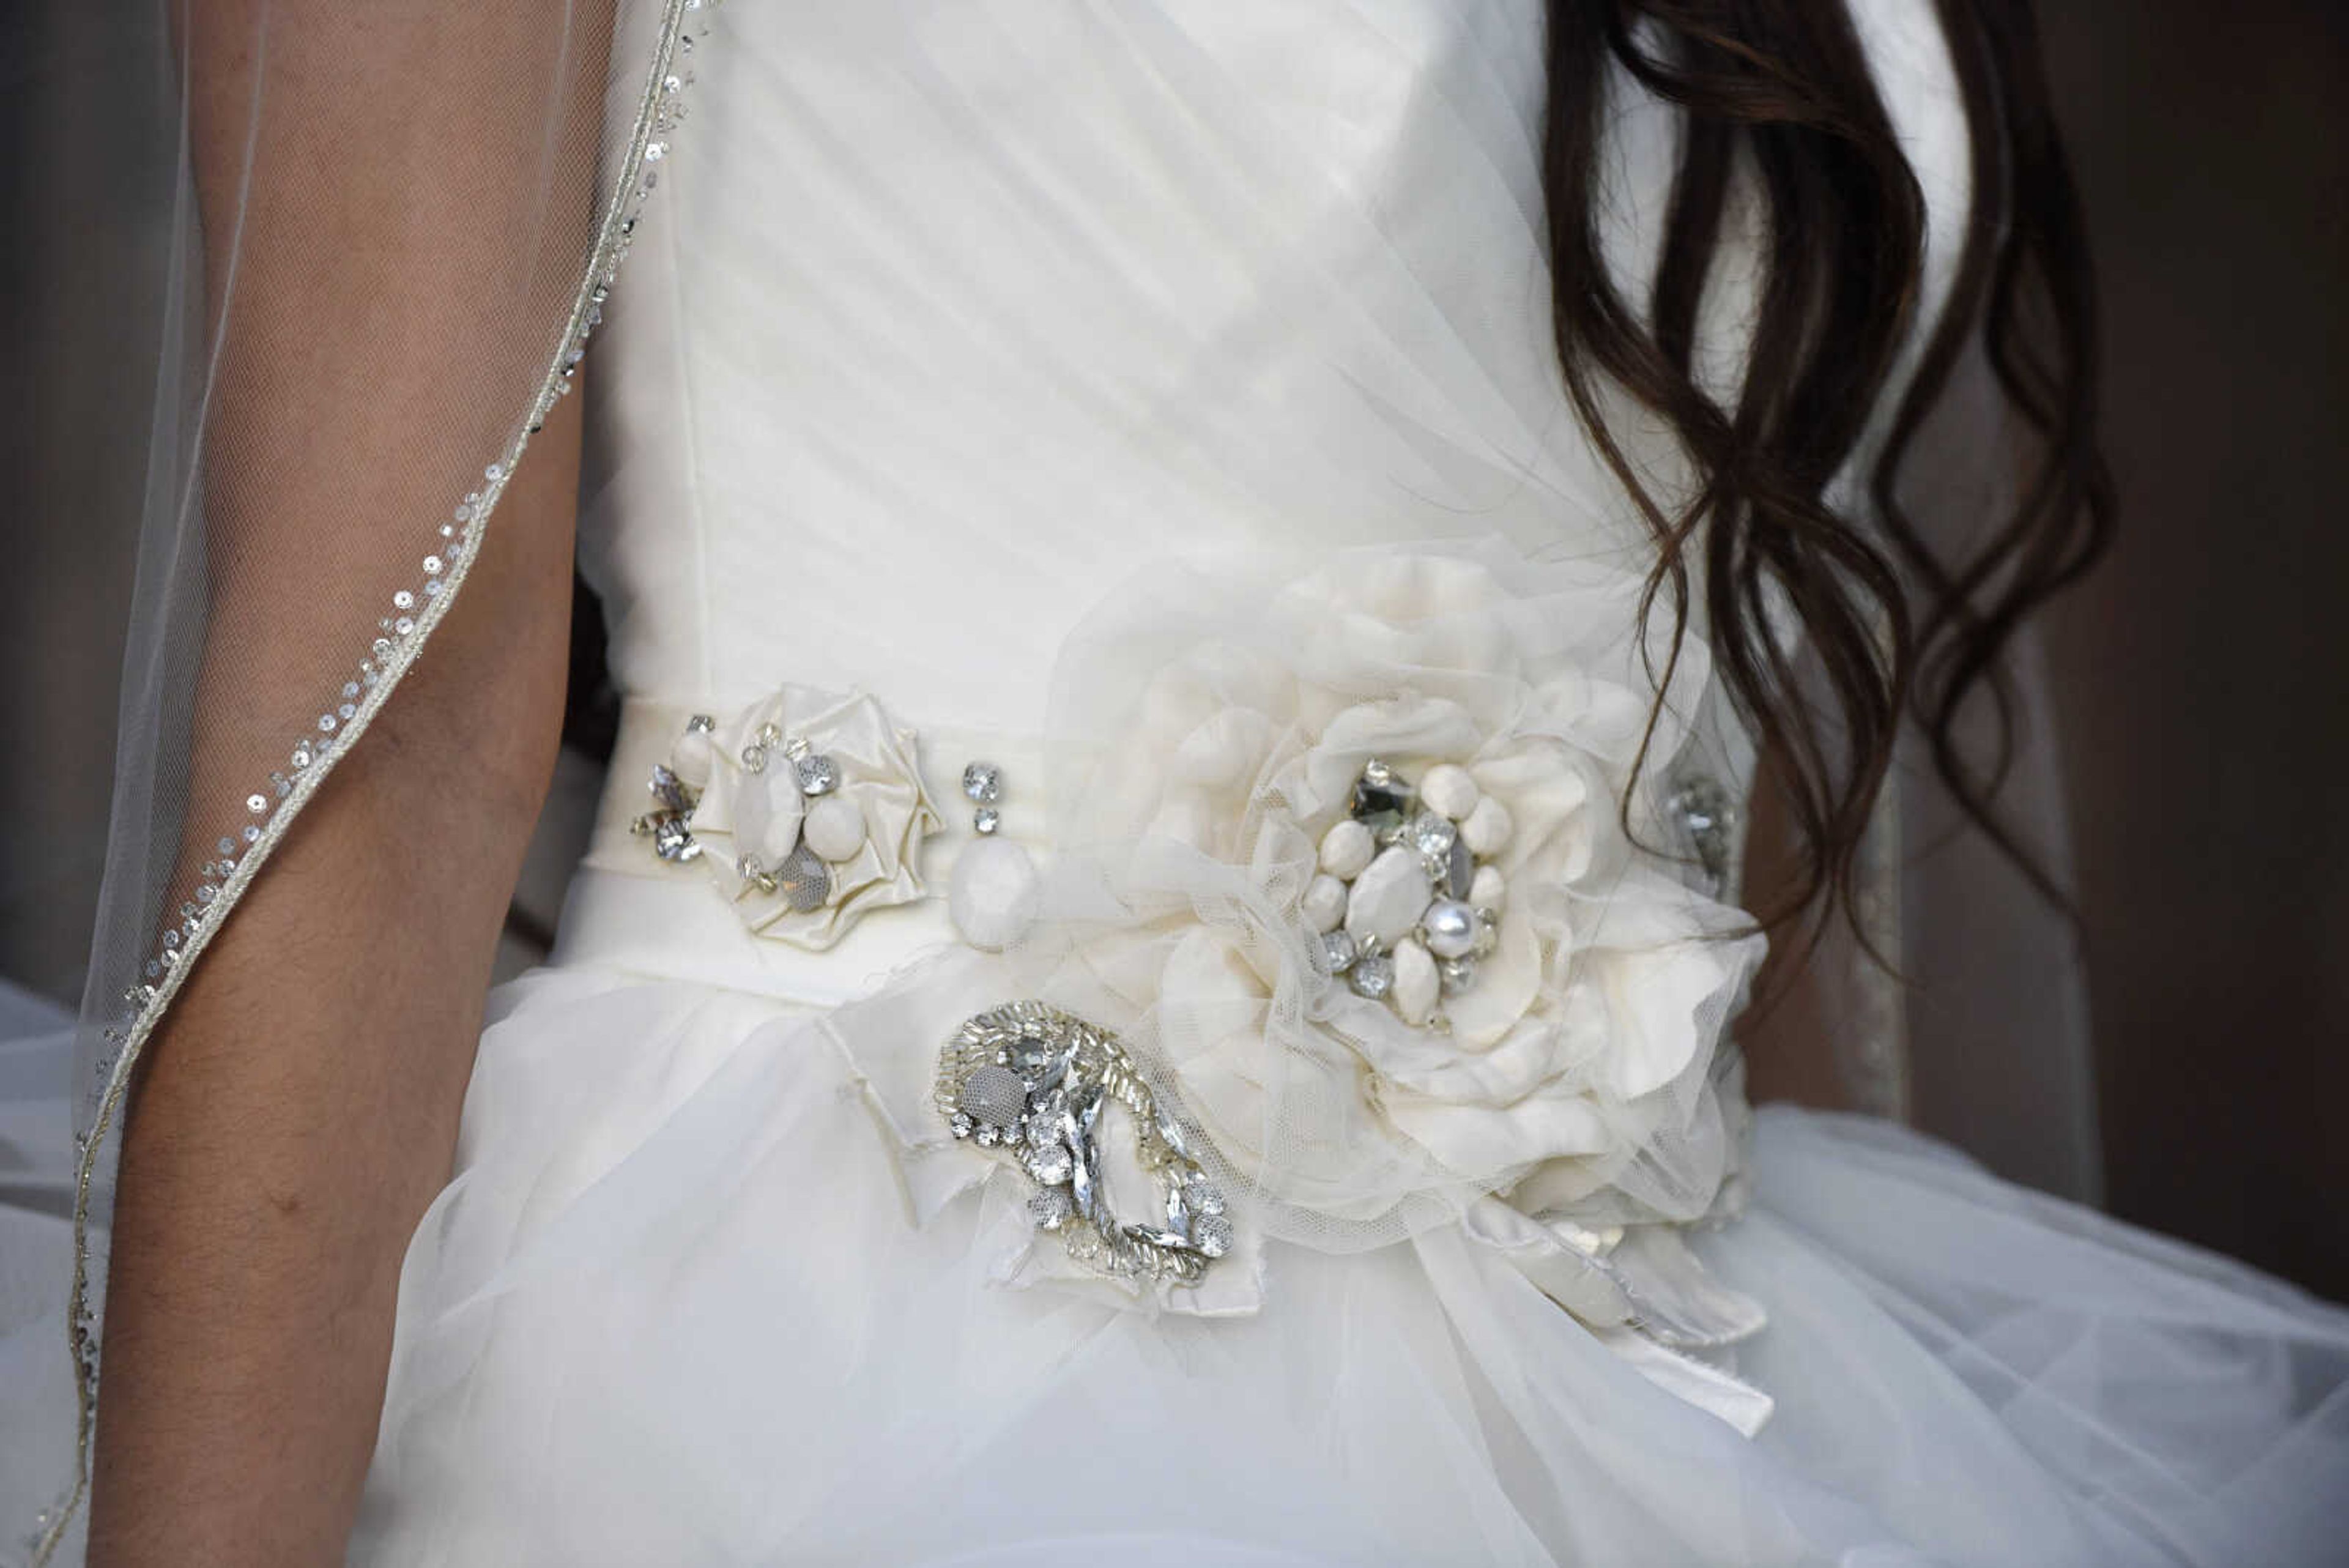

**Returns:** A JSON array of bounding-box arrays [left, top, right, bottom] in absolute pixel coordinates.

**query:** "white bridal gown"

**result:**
[[9, 2, 2348, 1566]]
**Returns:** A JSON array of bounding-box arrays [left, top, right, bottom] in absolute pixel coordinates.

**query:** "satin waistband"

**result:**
[[555, 694, 1045, 1005]]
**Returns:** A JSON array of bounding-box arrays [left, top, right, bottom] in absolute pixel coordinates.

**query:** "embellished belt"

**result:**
[[572, 688, 1247, 1287], [571, 693, 1050, 994], [559, 543, 1779, 1436], [586, 694, 1048, 874]]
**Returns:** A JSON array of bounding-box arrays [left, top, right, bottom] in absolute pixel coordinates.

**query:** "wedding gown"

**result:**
[[9, 2, 2348, 1566]]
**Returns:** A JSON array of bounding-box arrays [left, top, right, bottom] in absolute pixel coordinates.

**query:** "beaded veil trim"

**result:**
[[31, 3, 716, 1556]]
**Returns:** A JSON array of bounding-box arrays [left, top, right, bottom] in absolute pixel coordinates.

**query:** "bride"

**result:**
[[9, 1, 2347, 1564]]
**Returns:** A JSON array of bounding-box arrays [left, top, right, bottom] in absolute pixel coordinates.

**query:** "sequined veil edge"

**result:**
[[31, 2, 706, 1556]]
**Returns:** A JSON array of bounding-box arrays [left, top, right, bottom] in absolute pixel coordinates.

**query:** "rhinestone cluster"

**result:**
[[637, 716, 869, 913], [961, 759, 1003, 835], [1309, 759, 1510, 1030], [1664, 773, 1737, 898], [938, 1001, 1231, 1284]]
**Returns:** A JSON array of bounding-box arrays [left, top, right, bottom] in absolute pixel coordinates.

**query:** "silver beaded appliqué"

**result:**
[[937, 1003, 1232, 1284], [34, 7, 720, 1562]]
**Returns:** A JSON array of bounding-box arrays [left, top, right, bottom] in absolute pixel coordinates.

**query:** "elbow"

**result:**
[[384, 399, 583, 844]]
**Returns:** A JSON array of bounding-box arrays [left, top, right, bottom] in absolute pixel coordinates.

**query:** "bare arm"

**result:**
[[87, 417, 576, 1566], [87, 4, 597, 1561]]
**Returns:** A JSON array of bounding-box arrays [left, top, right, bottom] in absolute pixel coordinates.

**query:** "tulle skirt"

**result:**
[[307, 883, 2349, 1568], [4, 927, 2346, 1566]]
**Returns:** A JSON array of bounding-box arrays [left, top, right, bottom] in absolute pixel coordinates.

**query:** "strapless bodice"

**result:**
[[581, 0, 1967, 737]]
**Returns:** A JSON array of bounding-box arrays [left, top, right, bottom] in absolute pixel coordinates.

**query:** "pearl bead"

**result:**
[[1391, 939, 1440, 1026], [1419, 764, 1479, 820], [743, 782, 804, 863], [1420, 898, 1480, 960], [1301, 873, 1349, 932], [1469, 864, 1506, 910], [950, 836, 1041, 952], [803, 794, 867, 861], [1319, 818, 1376, 880], [1460, 795, 1513, 856]]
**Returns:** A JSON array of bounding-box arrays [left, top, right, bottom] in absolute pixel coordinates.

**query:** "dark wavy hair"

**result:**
[[1542, 0, 2112, 937]]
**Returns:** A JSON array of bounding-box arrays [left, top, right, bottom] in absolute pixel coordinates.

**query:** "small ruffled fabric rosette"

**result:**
[[829, 538, 1779, 1429], [641, 685, 941, 950]]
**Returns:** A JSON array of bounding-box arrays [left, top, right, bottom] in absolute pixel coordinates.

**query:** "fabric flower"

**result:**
[[682, 685, 941, 949], [1048, 541, 1766, 1242]]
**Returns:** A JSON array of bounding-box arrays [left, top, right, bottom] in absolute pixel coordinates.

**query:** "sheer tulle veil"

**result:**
[[26, 1, 708, 1555], [1879, 333, 2102, 1204], [20, 0, 2096, 1556]]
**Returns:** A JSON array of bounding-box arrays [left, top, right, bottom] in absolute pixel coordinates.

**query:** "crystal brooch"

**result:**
[[937, 1001, 1232, 1286]]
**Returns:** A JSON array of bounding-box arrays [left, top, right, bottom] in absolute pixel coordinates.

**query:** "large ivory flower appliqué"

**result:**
[[1055, 543, 1765, 1239]]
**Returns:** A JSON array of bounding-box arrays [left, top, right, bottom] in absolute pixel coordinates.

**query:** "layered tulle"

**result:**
[[347, 956, 2349, 1566]]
